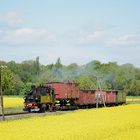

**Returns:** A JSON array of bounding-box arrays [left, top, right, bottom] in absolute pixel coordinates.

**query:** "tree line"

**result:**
[[0, 57, 140, 96]]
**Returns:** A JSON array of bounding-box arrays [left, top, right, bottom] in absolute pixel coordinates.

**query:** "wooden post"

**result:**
[[0, 66, 5, 121]]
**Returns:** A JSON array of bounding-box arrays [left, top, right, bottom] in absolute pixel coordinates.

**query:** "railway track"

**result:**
[[0, 110, 74, 120], [0, 112, 33, 120], [0, 112, 30, 117]]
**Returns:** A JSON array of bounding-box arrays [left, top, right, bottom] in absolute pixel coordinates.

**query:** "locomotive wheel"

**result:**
[[40, 104, 46, 113], [28, 108, 32, 113]]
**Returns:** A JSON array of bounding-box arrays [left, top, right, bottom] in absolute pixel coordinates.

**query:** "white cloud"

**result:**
[[76, 30, 105, 44], [109, 33, 140, 46], [0, 28, 57, 46], [66, 27, 105, 46], [0, 12, 58, 46], [0, 12, 24, 28]]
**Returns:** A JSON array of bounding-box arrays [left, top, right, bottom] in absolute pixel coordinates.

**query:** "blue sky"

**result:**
[[0, 0, 140, 67]]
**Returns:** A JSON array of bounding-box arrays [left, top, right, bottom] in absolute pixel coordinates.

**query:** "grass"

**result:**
[[3, 107, 24, 114], [126, 96, 140, 99]]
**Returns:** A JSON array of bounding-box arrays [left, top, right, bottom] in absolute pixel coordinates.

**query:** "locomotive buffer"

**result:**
[[95, 77, 106, 108]]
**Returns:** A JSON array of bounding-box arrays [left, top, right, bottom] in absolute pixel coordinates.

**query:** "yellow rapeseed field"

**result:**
[[3, 96, 23, 108], [0, 104, 140, 140]]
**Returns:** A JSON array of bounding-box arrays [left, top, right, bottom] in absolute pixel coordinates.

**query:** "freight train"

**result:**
[[23, 81, 126, 112]]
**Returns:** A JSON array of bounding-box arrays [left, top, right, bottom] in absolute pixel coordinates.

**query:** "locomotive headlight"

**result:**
[[28, 103, 32, 106]]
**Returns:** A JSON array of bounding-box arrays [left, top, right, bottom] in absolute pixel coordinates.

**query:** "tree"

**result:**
[[2, 68, 16, 95], [55, 57, 62, 69], [75, 75, 96, 90], [135, 68, 140, 80], [129, 80, 140, 96], [1, 58, 140, 96], [34, 56, 40, 75]]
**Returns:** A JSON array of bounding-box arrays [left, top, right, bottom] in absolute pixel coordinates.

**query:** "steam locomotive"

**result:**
[[23, 85, 55, 112], [23, 82, 126, 112]]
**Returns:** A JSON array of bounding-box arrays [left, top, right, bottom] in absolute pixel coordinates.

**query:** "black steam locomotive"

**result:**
[[23, 85, 55, 112]]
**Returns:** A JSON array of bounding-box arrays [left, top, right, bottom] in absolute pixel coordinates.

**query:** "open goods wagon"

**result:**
[[105, 90, 117, 105], [116, 91, 126, 104], [74, 90, 96, 108], [47, 82, 79, 99], [105, 90, 126, 105], [47, 82, 80, 110]]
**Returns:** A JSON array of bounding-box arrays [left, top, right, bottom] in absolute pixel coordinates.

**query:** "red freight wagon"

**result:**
[[76, 90, 96, 106], [47, 82, 79, 99], [105, 90, 116, 104]]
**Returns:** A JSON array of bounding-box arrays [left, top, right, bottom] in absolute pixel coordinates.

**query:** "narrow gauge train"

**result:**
[[23, 81, 126, 112]]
